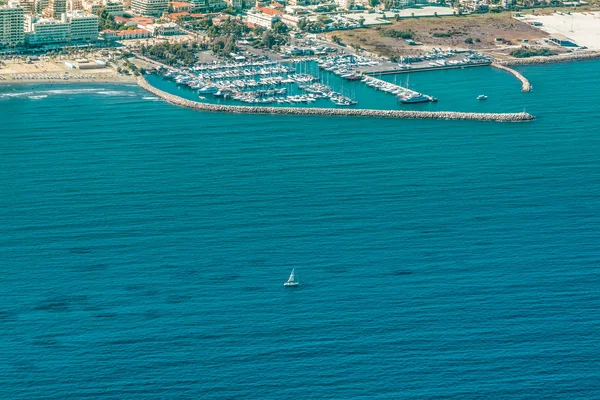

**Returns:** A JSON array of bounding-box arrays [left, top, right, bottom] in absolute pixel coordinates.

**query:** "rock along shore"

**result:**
[[499, 51, 600, 66], [492, 62, 532, 92], [137, 76, 535, 123]]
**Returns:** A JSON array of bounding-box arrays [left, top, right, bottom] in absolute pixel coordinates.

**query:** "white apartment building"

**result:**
[[66, 10, 98, 41], [25, 10, 97, 45], [245, 10, 280, 28], [226, 0, 242, 9], [0, 1, 25, 48], [19, 0, 37, 14], [44, 0, 68, 18], [83, 0, 125, 16], [25, 16, 71, 45], [207, 0, 226, 9], [144, 21, 179, 35], [131, 0, 168, 16], [35, 0, 49, 14]]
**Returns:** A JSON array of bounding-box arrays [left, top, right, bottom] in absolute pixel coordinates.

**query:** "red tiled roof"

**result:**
[[117, 29, 150, 36], [258, 7, 283, 15], [258, 7, 283, 16]]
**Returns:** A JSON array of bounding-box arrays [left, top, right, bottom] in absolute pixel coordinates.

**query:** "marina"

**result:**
[[138, 75, 535, 122], [155, 54, 447, 108]]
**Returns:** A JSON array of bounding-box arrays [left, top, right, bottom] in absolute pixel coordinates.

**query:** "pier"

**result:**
[[362, 76, 436, 102], [361, 60, 492, 76], [492, 62, 532, 92], [137, 76, 535, 123]]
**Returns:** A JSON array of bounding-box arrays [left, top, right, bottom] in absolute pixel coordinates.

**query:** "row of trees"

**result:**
[[140, 42, 196, 66], [98, 9, 121, 31]]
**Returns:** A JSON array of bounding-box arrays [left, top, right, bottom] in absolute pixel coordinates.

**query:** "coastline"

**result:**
[[0, 73, 137, 85]]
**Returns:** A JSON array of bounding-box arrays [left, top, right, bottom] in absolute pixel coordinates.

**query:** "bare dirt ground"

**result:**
[[326, 14, 548, 58]]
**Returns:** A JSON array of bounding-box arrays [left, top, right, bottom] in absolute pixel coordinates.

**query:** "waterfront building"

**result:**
[[131, 0, 168, 16], [0, 1, 25, 48], [25, 11, 98, 45], [25, 16, 71, 45], [43, 0, 68, 18], [66, 10, 98, 41]]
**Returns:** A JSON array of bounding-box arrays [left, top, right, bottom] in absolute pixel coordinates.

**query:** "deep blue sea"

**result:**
[[1, 61, 600, 399]]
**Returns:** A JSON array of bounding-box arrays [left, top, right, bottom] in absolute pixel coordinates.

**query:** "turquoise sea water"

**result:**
[[1, 61, 600, 399]]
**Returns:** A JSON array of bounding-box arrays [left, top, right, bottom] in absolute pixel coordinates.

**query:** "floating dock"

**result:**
[[362, 76, 436, 102]]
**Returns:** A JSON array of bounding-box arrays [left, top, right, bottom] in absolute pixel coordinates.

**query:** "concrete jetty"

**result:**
[[360, 60, 492, 76], [362, 75, 425, 98], [137, 76, 535, 123], [500, 51, 600, 66], [492, 62, 532, 92]]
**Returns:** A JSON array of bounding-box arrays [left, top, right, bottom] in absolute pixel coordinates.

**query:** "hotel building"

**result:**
[[0, 1, 25, 48]]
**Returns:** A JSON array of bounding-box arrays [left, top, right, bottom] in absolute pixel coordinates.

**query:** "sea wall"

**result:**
[[492, 62, 532, 92], [499, 51, 600, 66], [137, 76, 535, 123]]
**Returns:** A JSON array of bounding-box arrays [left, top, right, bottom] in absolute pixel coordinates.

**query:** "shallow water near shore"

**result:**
[[1, 60, 600, 399]]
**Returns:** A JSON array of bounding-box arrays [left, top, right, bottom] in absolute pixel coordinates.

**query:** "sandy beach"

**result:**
[[0, 60, 136, 84]]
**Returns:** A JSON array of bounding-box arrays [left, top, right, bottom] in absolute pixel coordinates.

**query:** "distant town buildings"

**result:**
[[246, 6, 282, 28], [0, 1, 25, 48], [43, 0, 67, 18], [131, 0, 169, 16], [169, 1, 194, 11], [226, 0, 243, 9], [143, 21, 180, 35], [83, 0, 125, 16], [101, 27, 152, 40]]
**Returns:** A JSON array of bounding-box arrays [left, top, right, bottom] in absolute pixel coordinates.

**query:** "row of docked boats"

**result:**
[[317, 55, 379, 81], [362, 76, 437, 104]]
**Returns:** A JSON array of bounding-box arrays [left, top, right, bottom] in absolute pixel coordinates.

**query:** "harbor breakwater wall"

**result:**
[[137, 76, 535, 123], [499, 51, 600, 66], [492, 62, 532, 92]]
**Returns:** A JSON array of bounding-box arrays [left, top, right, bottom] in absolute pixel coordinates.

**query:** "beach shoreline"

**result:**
[[0, 75, 137, 85]]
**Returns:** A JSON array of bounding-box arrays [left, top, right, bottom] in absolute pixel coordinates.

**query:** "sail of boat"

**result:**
[[284, 268, 299, 286]]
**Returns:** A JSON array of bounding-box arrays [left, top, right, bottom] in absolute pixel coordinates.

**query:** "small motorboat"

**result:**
[[477, 95, 488, 101]]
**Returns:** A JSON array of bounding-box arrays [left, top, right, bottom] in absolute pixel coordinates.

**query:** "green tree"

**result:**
[[272, 21, 289, 34]]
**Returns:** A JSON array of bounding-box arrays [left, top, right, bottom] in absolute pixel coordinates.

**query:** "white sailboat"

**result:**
[[284, 268, 299, 287]]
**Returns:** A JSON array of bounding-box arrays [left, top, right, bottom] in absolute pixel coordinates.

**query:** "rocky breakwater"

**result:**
[[137, 76, 535, 123], [501, 51, 600, 66], [492, 62, 532, 92]]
